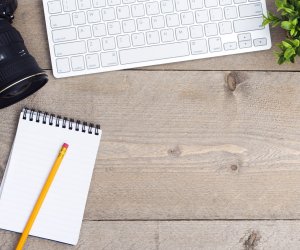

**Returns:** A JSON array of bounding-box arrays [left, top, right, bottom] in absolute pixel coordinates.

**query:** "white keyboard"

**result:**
[[43, 0, 271, 78]]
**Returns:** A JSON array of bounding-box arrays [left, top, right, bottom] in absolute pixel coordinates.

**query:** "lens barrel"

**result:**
[[0, 0, 18, 20], [0, 18, 48, 109]]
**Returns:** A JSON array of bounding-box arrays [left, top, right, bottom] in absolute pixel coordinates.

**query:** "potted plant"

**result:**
[[264, 0, 300, 64]]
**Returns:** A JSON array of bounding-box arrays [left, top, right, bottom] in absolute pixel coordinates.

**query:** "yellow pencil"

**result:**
[[16, 143, 69, 250]]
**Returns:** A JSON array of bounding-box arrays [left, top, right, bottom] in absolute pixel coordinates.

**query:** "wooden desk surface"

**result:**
[[1, 0, 300, 249]]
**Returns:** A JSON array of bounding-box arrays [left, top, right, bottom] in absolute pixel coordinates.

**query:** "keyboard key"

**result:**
[[93, 0, 106, 7], [78, 0, 92, 10], [71, 55, 85, 70], [88, 38, 101, 52], [117, 35, 131, 48], [100, 51, 119, 67], [50, 14, 71, 28], [108, 21, 121, 35], [117, 6, 130, 19], [210, 8, 223, 21], [190, 39, 207, 54], [190, 0, 203, 9], [123, 19, 136, 32], [102, 8, 116, 21], [48, 1, 62, 14], [181, 12, 194, 25], [204, 23, 218, 36], [161, 0, 174, 13], [239, 40, 252, 48], [132, 33, 145, 46], [196, 10, 209, 23], [146, 31, 160, 44], [190, 25, 204, 38], [87, 10, 101, 23], [78, 26, 92, 38], [161, 29, 175, 42], [238, 33, 251, 41], [52, 28, 77, 43], [108, 0, 121, 5], [166, 14, 180, 27], [54, 41, 87, 56], [119, 42, 190, 64], [86, 54, 100, 69], [73, 12, 86, 25], [93, 23, 107, 36], [137, 18, 151, 31], [205, 0, 218, 7], [224, 41, 237, 50], [146, 2, 160, 15], [62, 0, 77, 12], [234, 0, 246, 3], [102, 37, 116, 50], [254, 37, 267, 46], [175, 0, 189, 11], [233, 17, 264, 32], [56, 58, 70, 73], [224, 6, 238, 19], [208, 37, 222, 52], [152, 16, 165, 29], [132, 4, 145, 17], [175, 27, 189, 40], [220, 0, 232, 6], [123, 0, 136, 2], [219, 21, 232, 35], [239, 3, 263, 18]]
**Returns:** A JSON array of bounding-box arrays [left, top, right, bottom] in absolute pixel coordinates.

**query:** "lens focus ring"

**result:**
[[0, 19, 23, 45]]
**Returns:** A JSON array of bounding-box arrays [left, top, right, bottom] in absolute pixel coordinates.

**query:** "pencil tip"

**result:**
[[63, 143, 69, 149]]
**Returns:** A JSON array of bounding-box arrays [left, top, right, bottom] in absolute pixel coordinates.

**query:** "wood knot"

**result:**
[[168, 146, 181, 157], [226, 72, 238, 91], [231, 164, 238, 171], [241, 230, 261, 250], [105, 167, 114, 172]]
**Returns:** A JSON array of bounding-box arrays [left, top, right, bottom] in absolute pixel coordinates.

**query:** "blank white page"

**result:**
[[0, 109, 101, 245]]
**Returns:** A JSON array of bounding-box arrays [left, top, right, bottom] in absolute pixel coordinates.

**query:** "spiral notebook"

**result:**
[[0, 108, 102, 245]]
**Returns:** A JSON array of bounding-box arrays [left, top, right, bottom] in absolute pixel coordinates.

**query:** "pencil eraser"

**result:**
[[63, 143, 69, 149]]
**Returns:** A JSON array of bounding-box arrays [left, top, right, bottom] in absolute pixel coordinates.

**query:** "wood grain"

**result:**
[[1, 221, 300, 250], [2, 1, 300, 247], [14, 0, 300, 71], [1, 71, 300, 220]]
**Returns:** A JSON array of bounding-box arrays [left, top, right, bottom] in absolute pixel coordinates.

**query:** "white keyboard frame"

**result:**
[[43, 0, 272, 79]]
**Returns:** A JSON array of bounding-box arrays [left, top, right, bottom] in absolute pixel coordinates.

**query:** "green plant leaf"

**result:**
[[290, 39, 300, 47], [284, 47, 296, 59], [292, 18, 298, 25], [282, 40, 292, 48], [281, 20, 293, 30], [290, 28, 295, 35], [278, 55, 286, 64]]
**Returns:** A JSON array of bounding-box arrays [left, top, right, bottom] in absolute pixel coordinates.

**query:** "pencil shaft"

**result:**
[[16, 144, 68, 250]]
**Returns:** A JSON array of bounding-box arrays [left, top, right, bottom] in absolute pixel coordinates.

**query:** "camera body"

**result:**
[[0, 0, 48, 109]]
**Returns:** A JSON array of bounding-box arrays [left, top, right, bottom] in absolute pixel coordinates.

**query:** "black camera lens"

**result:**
[[0, 0, 17, 19], [0, 1, 48, 109]]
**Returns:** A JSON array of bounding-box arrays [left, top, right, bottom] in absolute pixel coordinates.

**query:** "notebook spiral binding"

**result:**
[[22, 108, 101, 136]]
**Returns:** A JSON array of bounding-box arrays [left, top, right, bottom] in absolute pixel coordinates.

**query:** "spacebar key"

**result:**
[[119, 42, 190, 65]]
